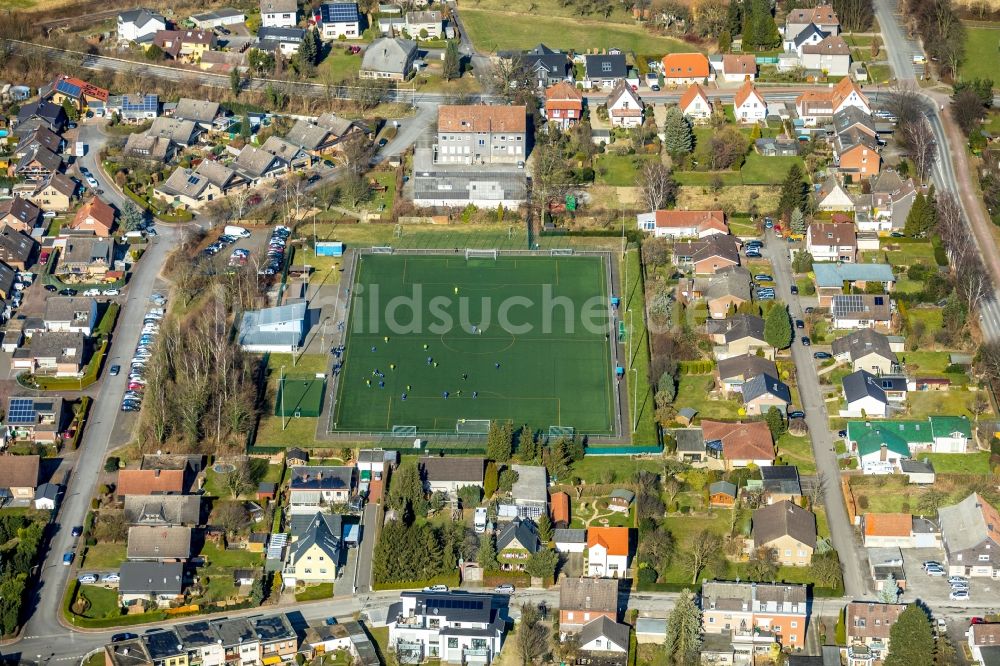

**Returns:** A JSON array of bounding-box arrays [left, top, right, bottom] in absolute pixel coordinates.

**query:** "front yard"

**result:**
[[675, 374, 742, 421]]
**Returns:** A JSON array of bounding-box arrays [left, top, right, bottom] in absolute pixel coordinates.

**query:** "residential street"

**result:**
[[764, 233, 867, 600]]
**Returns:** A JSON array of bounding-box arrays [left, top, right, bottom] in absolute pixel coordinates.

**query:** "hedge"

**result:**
[[31, 340, 108, 391], [372, 571, 460, 591], [678, 360, 715, 375]]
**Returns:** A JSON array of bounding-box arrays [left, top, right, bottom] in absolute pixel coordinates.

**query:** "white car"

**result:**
[[102, 288, 120, 296], [83, 288, 100, 297], [101, 573, 120, 583], [78, 574, 98, 584], [423, 585, 449, 593], [926, 567, 946, 577], [950, 589, 970, 601]]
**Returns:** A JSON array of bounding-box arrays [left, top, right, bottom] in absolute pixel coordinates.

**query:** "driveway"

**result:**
[[354, 502, 378, 593], [764, 231, 867, 598]]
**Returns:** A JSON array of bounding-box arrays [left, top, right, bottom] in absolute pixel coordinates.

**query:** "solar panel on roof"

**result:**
[[874, 296, 884, 305], [188, 175, 200, 185], [7, 398, 36, 424], [56, 80, 82, 98], [323, 2, 359, 21]]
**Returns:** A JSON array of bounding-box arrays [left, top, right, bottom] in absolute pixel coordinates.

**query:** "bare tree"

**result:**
[[514, 604, 548, 665], [227, 188, 253, 224], [978, 341, 1000, 383], [957, 259, 992, 313], [225, 458, 254, 498], [637, 161, 677, 211], [903, 116, 937, 184], [682, 529, 723, 585], [885, 86, 925, 135], [338, 133, 376, 175], [486, 55, 534, 104], [214, 500, 249, 536], [530, 139, 572, 208], [808, 471, 827, 509]]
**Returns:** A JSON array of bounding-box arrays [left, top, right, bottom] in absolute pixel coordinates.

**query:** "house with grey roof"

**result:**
[[261, 0, 298, 28], [173, 98, 221, 130], [741, 373, 791, 416], [156, 160, 248, 209], [123, 132, 175, 163], [234, 144, 289, 183], [117, 8, 166, 43], [15, 144, 62, 182], [147, 117, 199, 146], [261, 135, 312, 170], [584, 54, 627, 89], [43, 296, 98, 335], [497, 517, 540, 570], [418, 456, 484, 497], [388, 591, 506, 663], [55, 237, 112, 282], [126, 525, 193, 561], [498, 43, 572, 88], [831, 329, 898, 374], [124, 494, 201, 526], [938, 493, 1000, 577], [579, 616, 630, 659], [119, 561, 184, 607], [869, 169, 917, 232], [285, 112, 366, 155], [257, 26, 306, 55], [190, 8, 246, 28], [284, 511, 342, 585], [510, 464, 547, 519], [760, 465, 802, 504], [238, 301, 307, 352], [360, 37, 417, 81], [815, 176, 855, 211], [11, 331, 87, 376], [716, 353, 778, 396], [752, 500, 817, 566], [704, 265, 752, 319], [554, 528, 587, 553], [289, 465, 354, 512], [841, 369, 889, 418], [812, 263, 896, 306]]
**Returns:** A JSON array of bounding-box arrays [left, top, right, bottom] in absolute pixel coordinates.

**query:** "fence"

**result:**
[[356, 247, 614, 259]]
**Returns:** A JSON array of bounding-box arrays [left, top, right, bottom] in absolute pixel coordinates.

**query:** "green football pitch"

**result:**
[[331, 253, 617, 435]]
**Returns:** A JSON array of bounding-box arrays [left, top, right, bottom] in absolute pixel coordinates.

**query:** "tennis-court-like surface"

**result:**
[[331, 253, 616, 434]]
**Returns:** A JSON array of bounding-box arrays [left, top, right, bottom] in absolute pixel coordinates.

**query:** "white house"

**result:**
[[288, 466, 355, 513], [815, 177, 855, 211], [554, 529, 587, 554], [801, 35, 852, 77], [117, 8, 167, 43], [806, 222, 856, 262], [679, 83, 712, 121], [841, 370, 889, 419], [636, 209, 728, 239], [33, 483, 58, 510], [579, 617, 631, 657], [261, 0, 298, 28], [318, 3, 361, 39], [238, 302, 306, 352], [607, 80, 643, 129], [587, 528, 630, 578], [733, 82, 766, 123], [388, 591, 506, 664]]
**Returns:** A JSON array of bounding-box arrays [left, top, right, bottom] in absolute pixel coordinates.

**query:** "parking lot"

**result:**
[[201, 226, 288, 276], [897, 546, 997, 608]]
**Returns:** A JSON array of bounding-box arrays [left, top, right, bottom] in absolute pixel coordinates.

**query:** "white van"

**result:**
[[124, 231, 145, 241], [474, 508, 488, 533], [224, 225, 252, 238]]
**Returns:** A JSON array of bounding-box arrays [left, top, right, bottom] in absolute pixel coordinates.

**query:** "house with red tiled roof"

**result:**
[[544, 82, 583, 130], [43, 75, 109, 112], [701, 420, 775, 469], [436, 104, 527, 165], [606, 80, 644, 129], [733, 82, 766, 123], [636, 209, 728, 239], [551, 491, 570, 528], [678, 83, 712, 121], [795, 77, 870, 126], [719, 54, 756, 83], [69, 198, 115, 237], [661, 53, 711, 85], [862, 513, 917, 548], [587, 527, 630, 578], [116, 469, 185, 500]]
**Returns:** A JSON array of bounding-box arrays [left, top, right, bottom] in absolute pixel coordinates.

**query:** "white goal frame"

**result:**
[[465, 249, 499, 260]]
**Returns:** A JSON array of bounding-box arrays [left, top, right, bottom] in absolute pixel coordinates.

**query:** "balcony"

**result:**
[[847, 643, 875, 666], [462, 647, 490, 664]]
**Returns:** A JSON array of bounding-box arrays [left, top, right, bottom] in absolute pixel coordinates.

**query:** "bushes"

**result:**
[[678, 360, 714, 375]]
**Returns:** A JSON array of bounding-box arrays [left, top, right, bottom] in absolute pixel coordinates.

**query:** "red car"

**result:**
[[39, 251, 50, 265], [972, 617, 987, 625]]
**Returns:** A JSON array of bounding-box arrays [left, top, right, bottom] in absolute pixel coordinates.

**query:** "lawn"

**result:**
[[881, 240, 937, 267], [907, 388, 986, 419], [867, 64, 892, 84], [897, 351, 959, 375], [676, 374, 742, 421], [74, 584, 121, 619], [849, 476, 922, 513], [905, 307, 943, 333], [960, 26, 1000, 87], [919, 451, 992, 474], [624, 248, 659, 445], [459, 6, 696, 54], [595, 153, 657, 187], [81, 543, 126, 570], [202, 458, 270, 499], [296, 582, 334, 601], [566, 456, 665, 484], [255, 414, 321, 447], [332, 254, 617, 435], [673, 152, 802, 187], [317, 49, 362, 83], [291, 245, 343, 287], [198, 542, 264, 568], [776, 433, 817, 475], [569, 498, 634, 528]]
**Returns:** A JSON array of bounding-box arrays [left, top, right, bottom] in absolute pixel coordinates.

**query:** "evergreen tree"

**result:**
[[665, 590, 702, 664], [663, 106, 694, 156], [764, 303, 792, 349], [386, 459, 427, 515], [524, 548, 559, 579], [878, 573, 899, 603], [483, 461, 499, 497], [792, 249, 814, 274], [443, 40, 461, 81], [299, 27, 320, 67], [61, 98, 78, 122], [518, 425, 539, 463], [726, 0, 743, 35], [424, 528, 443, 578], [743, 0, 780, 50], [230, 68, 242, 98], [765, 406, 786, 439], [777, 164, 807, 219], [240, 110, 251, 139], [486, 421, 513, 462], [537, 513, 553, 542], [884, 604, 934, 666], [121, 201, 145, 232], [934, 633, 957, 666], [567, 436, 585, 463], [718, 30, 732, 53], [905, 192, 936, 238], [790, 207, 806, 236], [478, 533, 498, 570]]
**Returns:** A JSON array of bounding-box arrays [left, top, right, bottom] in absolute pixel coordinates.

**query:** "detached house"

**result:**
[[360, 37, 417, 81], [14, 145, 62, 182], [317, 2, 361, 40], [156, 160, 248, 209], [785, 5, 840, 42], [606, 80, 643, 128], [118, 562, 184, 608], [832, 329, 899, 374], [233, 144, 289, 184], [405, 10, 442, 38], [55, 237, 112, 282], [261, 0, 298, 28], [842, 369, 892, 419], [289, 466, 355, 513], [968, 623, 1000, 666], [661, 53, 711, 85], [673, 234, 741, 275], [939, 493, 1000, 577], [285, 112, 367, 155], [704, 265, 753, 319], [806, 222, 857, 262], [0, 227, 36, 271], [801, 35, 851, 76], [544, 82, 583, 130], [636, 209, 727, 239], [28, 172, 77, 213], [583, 54, 627, 90], [795, 77, 870, 126], [719, 54, 757, 83], [708, 313, 771, 359], [679, 83, 712, 121], [716, 353, 778, 396], [752, 500, 816, 566], [418, 456, 484, 498], [151, 29, 216, 62], [12, 331, 87, 376], [734, 82, 766, 123], [0, 197, 42, 235], [587, 527, 630, 577], [832, 294, 893, 331], [0, 454, 39, 498], [173, 98, 221, 131], [870, 170, 917, 232], [503, 44, 572, 89], [283, 512, 342, 586], [116, 469, 185, 500], [43, 75, 109, 112], [701, 419, 775, 469], [387, 591, 506, 664], [117, 8, 167, 43], [742, 373, 791, 416], [836, 129, 880, 178], [69, 198, 115, 237], [497, 518, 540, 571], [816, 176, 855, 211], [813, 263, 896, 306]]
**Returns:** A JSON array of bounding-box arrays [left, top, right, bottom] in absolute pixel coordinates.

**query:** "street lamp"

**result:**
[[280, 365, 286, 431], [632, 367, 638, 434]]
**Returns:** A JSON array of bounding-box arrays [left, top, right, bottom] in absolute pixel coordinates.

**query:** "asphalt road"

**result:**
[[764, 232, 867, 600]]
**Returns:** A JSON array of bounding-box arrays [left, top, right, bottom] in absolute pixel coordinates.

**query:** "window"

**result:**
[[791, 621, 798, 629], [448, 638, 458, 649], [709, 617, 715, 624], [790, 635, 797, 643], [980, 554, 991, 562], [602, 62, 612, 73]]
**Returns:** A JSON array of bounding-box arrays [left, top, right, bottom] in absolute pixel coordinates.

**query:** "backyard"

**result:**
[[675, 374, 742, 421], [960, 26, 1000, 85]]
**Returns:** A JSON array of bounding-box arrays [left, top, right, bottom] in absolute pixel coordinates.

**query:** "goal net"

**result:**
[[550, 249, 574, 256], [548, 425, 575, 438], [465, 249, 498, 260], [456, 419, 491, 434], [391, 425, 417, 437], [372, 246, 394, 254]]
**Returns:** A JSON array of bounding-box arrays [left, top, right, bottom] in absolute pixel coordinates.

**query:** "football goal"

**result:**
[[456, 419, 492, 434], [550, 248, 574, 256], [465, 249, 499, 260], [548, 425, 576, 438], [372, 246, 394, 254], [391, 425, 418, 437]]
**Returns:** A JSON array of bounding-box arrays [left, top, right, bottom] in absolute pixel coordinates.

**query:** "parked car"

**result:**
[[790, 285, 799, 295], [71, 525, 83, 537], [494, 584, 515, 594], [926, 566, 946, 577], [950, 589, 970, 600], [102, 573, 121, 584], [948, 576, 968, 585], [78, 574, 98, 584], [795, 320, 805, 329], [111, 632, 137, 642], [109, 365, 120, 376], [813, 351, 832, 360], [102, 288, 120, 296], [62, 551, 74, 565], [788, 410, 805, 419], [58, 288, 77, 296], [800, 336, 811, 346], [754, 274, 773, 282], [44, 284, 57, 292], [922, 560, 943, 570], [423, 585, 449, 593]]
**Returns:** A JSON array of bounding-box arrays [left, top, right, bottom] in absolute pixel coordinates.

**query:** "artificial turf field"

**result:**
[[331, 253, 617, 434]]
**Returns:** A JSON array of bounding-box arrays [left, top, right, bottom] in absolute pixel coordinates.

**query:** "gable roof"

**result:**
[[720, 313, 766, 343], [290, 465, 353, 491], [813, 263, 895, 288], [361, 37, 417, 75], [843, 369, 888, 404], [701, 420, 774, 461], [0, 196, 41, 228], [438, 105, 526, 133], [319, 2, 360, 23], [0, 454, 39, 489], [831, 329, 896, 362], [679, 82, 711, 111], [48, 75, 109, 102], [587, 527, 629, 556], [734, 81, 764, 108], [607, 79, 642, 110], [662, 52, 710, 79], [809, 222, 856, 247], [71, 198, 115, 232], [760, 465, 802, 495], [939, 493, 1000, 552], [742, 373, 791, 404], [174, 98, 220, 124], [584, 54, 627, 79], [119, 8, 166, 28], [706, 265, 752, 303], [40, 172, 77, 198], [849, 421, 925, 457], [716, 353, 777, 383], [289, 511, 341, 564], [709, 481, 737, 497], [124, 495, 201, 525], [793, 23, 829, 48], [261, 0, 297, 13], [559, 577, 618, 613], [864, 513, 912, 538], [831, 294, 892, 321], [579, 616, 630, 651], [418, 456, 484, 483], [723, 54, 756, 76], [648, 209, 727, 234], [554, 528, 587, 544], [117, 469, 185, 496], [752, 500, 817, 549], [802, 34, 850, 56], [545, 81, 582, 103], [833, 106, 876, 136], [119, 561, 184, 594], [674, 234, 741, 265], [786, 5, 839, 26], [497, 518, 540, 553], [847, 602, 906, 640], [127, 525, 192, 559]]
